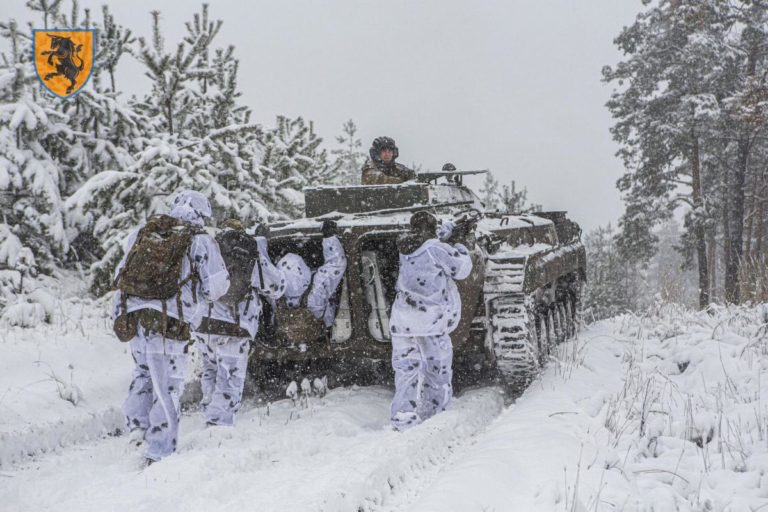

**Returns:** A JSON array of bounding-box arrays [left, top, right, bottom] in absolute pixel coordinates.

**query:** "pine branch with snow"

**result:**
[[331, 119, 364, 185]]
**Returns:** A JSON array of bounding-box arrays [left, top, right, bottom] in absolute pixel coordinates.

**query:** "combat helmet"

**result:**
[[410, 211, 438, 233], [369, 136, 399, 163]]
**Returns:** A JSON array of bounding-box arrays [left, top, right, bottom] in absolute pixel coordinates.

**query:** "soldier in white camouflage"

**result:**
[[360, 136, 416, 185], [388, 212, 472, 430], [113, 190, 229, 464]]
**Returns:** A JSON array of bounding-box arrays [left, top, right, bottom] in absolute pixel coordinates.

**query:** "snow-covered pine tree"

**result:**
[[648, 220, 698, 309], [0, 19, 71, 269], [477, 172, 539, 214], [54, 4, 146, 266], [331, 119, 363, 185], [479, 172, 500, 212], [720, 1, 768, 303], [258, 115, 340, 217], [131, 8, 212, 137], [603, 0, 735, 308], [182, 42, 272, 224], [25, 0, 63, 30], [498, 180, 540, 214], [582, 224, 628, 320], [127, 3, 273, 227], [73, 4, 273, 294], [96, 4, 134, 94]]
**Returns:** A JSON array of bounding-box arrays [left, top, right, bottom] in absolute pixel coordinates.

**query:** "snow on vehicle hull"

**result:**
[[253, 181, 586, 392]]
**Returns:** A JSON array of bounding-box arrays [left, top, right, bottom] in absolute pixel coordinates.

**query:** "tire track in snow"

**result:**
[[0, 379, 222, 469], [0, 385, 504, 512], [0, 406, 125, 469], [318, 387, 505, 512]]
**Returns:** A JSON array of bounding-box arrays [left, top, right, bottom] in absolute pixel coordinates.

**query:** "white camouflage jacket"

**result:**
[[307, 236, 347, 327], [389, 238, 472, 337]]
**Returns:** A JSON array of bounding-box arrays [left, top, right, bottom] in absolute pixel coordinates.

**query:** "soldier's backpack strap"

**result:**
[[242, 244, 265, 321], [173, 231, 204, 325], [256, 243, 265, 291], [299, 283, 313, 309], [174, 253, 195, 326], [166, 227, 203, 337]]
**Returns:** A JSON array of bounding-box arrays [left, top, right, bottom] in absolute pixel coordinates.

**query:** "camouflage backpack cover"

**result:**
[[113, 214, 202, 341], [216, 228, 262, 307], [193, 228, 262, 337], [274, 287, 326, 343]]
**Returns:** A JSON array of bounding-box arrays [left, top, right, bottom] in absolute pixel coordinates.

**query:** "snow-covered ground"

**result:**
[[1, 292, 767, 511]]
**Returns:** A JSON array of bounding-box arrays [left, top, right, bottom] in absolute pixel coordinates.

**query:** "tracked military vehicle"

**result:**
[[253, 170, 586, 391]]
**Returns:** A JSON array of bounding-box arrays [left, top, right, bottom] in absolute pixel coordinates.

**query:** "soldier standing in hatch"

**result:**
[[388, 211, 472, 430], [361, 136, 417, 185]]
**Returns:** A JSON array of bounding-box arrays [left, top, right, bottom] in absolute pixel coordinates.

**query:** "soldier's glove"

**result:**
[[437, 221, 456, 242], [446, 210, 480, 245], [321, 220, 338, 238], [253, 223, 269, 237]]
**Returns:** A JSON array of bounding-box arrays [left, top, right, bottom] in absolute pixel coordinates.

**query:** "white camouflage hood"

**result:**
[[278, 253, 311, 307], [169, 190, 212, 226]]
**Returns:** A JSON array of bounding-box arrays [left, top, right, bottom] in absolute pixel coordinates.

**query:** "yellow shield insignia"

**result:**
[[34, 29, 95, 98]]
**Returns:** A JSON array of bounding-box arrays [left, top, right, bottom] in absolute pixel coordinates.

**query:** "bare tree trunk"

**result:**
[[744, 167, 756, 257], [726, 137, 749, 303], [755, 168, 766, 259], [166, 102, 173, 135], [691, 135, 709, 308], [725, 44, 758, 304], [723, 175, 731, 302], [708, 229, 717, 302], [756, 170, 767, 302], [109, 67, 116, 93]]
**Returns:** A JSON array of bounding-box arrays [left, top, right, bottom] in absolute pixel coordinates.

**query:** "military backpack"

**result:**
[[274, 287, 326, 344], [113, 214, 203, 341], [216, 228, 263, 307], [194, 228, 264, 337]]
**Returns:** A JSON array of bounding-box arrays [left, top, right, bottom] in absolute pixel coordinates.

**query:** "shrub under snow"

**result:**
[[595, 303, 768, 511]]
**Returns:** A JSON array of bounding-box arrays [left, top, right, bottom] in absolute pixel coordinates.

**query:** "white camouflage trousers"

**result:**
[[123, 325, 188, 461], [390, 334, 453, 430], [197, 334, 249, 426]]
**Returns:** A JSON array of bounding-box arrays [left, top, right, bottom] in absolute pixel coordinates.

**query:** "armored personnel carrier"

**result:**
[[253, 170, 586, 391]]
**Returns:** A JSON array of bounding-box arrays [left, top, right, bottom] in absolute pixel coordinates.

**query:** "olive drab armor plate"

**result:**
[[33, 29, 95, 98]]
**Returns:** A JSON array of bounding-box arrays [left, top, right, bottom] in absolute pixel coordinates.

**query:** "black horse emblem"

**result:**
[[41, 34, 85, 94]]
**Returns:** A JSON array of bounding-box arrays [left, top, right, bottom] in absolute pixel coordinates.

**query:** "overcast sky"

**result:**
[[8, 0, 641, 231]]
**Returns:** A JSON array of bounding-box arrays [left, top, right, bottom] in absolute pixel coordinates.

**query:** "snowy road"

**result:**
[[0, 326, 611, 512], [0, 386, 504, 512], [3, 304, 768, 511], [0, 315, 642, 512]]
